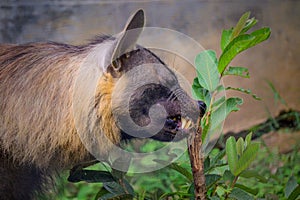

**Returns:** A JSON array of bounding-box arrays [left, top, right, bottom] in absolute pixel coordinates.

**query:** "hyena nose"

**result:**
[[197, 101, 206, 117]]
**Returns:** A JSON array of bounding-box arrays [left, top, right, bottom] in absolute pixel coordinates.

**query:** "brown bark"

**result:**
[[188, 117, 206, 199]]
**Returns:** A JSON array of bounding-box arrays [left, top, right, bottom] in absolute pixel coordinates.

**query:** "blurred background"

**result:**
[[1, 0, 299, 134]]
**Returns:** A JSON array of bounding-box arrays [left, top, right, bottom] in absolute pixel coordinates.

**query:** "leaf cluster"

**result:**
[[192, 12, 271, 144]]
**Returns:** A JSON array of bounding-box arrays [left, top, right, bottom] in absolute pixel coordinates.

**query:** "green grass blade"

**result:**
[[267, 80, 288, 106]]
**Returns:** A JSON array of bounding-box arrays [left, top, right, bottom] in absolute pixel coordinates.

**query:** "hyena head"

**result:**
[[92, 9, 205, 143]]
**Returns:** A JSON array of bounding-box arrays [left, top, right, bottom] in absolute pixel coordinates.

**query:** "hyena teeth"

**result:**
[[181, 117, 193, 129], [185, 120, 192, 129], [181, 118, 187, 129]]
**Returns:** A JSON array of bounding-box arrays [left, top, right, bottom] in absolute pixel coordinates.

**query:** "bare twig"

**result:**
[[188, 116, 206, 199]]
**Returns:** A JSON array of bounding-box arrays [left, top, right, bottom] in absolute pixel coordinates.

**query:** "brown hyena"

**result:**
[[0, 10, 203, 199]]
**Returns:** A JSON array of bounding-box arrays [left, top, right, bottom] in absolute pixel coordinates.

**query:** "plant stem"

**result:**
[[231, 175, 239, 188], [225, 176, 239, 199], [188, 116, 207, 199]]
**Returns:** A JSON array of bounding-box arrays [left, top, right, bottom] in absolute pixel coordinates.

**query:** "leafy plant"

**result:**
[[192, 11, 271, 145], [187, 11, 271, 198]]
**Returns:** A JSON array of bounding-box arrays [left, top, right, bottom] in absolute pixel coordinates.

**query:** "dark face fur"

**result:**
[[110, 47, 205, 142]]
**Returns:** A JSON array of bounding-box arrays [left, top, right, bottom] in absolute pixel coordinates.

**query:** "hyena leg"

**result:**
[[0, 153, 44, 200]]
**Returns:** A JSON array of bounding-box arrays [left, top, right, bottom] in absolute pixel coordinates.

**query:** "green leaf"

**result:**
[[235, 184, 258, 195], [231, 12, 251, 41], [234, 142, 260, 176], [153, 160, 193, 181], [226, 136, 238, 175], [111, 156, 131, 179], [287, 185, 300, 200], [96, 182, 134, 200], [223, 66, 250, 78], [216, 186, 226, 197], [169, 163, 193, 182], [249, 27, 272, 46], [239, 170, 267, 183], [210, 97, 243, 131], [285, 176, 299, 198], [203, 97, 242, 141], [205, 174, 222, 189], [241, 17, 258, 34], [216, 85, 226, 92], [221, 29, 233, 51], [229, 188, 254, 200], [98, 193, 133, 200], [95, 187, 110, 200], [245, 132, 253, 147], [188, 184, 195, 200], [192, 77, 211, 107], [223, 170, 235, 184], [103, 182, 125, 194], [236, 137, 244, 157], [212, 96, 226, 110], [159, 192, 192, 200], [67, 170, 114, 183], [195, 50, 220, 91], [204, 156, 211, 170], [218, 27, 271, 74], [210, 149, 226, 169], [218, 34, 253, 74], [122, 178, 135, 196], [226, 86, 261, 100]]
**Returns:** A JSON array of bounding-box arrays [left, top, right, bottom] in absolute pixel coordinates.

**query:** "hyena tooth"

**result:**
[[181, 118, 187, 129], [185, 120, 192, 129]]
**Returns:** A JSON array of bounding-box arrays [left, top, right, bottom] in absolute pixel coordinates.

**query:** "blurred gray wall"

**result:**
[[0, 0, 299, 132]]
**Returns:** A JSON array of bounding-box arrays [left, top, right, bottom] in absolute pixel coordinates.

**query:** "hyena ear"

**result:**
[[103, 9, 145, 72]]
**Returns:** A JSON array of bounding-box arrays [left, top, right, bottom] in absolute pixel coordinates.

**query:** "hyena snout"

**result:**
[[128, 83, 204, 141]]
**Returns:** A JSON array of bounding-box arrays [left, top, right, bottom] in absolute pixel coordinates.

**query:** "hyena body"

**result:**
[[0, 10, 199, 199]]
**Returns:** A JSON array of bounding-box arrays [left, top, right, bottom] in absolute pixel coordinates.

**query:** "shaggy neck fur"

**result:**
[[0, 39, 120, 171]]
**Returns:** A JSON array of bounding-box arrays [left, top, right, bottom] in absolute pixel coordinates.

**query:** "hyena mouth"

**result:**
[[127, 83, 201, 141], [165, 115, 193, 135]]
